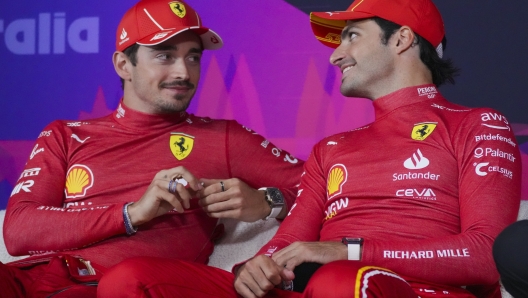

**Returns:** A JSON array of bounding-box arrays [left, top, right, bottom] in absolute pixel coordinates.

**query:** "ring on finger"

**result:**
[[168, 180, 178, 194], [220, 181, 225, 192]]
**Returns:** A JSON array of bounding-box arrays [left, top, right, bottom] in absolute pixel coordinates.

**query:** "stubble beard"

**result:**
[[156, 80, 196, 113], [155, 93, 192, 114], [340, 79, 368, 99]]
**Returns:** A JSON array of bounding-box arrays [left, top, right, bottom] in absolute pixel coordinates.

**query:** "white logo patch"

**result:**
[[404, 149, 429, 170]]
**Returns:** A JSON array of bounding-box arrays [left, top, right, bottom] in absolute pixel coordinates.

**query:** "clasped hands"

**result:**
[[234, 241, 348, 298], [127, 166, 271, 226]]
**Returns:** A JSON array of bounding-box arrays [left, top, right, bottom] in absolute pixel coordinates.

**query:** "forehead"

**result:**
[[344, 19, 377, 31], [340, 19, 382, 42]]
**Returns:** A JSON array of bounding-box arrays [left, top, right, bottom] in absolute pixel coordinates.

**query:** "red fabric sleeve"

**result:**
[[252, 146, 326, 256], [3, 121, 125, 256], [225, 121, 304, 211]]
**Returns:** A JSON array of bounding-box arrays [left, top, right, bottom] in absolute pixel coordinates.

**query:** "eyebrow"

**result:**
[[341, 22, 363, 41], [341, 26, 352, 41]]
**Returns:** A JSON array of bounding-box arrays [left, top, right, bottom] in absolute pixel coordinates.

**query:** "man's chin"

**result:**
[[155, 99, 191, 114], [340, 85, 370, 99]]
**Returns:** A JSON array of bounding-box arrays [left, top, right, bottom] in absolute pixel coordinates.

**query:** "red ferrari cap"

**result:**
[[116, 0, 223, 52], [310, 0, 445, 57]]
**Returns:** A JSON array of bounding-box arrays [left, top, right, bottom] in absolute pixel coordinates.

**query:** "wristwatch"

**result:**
[[342, 237, 363, 261], [259, 187, 285, 220]]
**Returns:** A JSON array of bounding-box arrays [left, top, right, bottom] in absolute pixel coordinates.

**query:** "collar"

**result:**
[[112, 99, 189, 130], [373, 84, 443, 119]]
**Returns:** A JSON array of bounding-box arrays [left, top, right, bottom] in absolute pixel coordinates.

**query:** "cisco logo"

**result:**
[[0, 13, 99, 55]]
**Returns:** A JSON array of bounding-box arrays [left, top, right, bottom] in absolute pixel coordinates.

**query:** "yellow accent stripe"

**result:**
[[315, 36, 340, 45], [351, 0, 366, 11], [354, 266, 397, 297], [310, 14, 347, 30]]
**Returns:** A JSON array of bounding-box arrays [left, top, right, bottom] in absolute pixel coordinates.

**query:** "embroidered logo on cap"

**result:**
[[169, 1, 187, 18], [119, 28, 130, 45], [151, 32, 171, 41], [120, 28, 128, 40]]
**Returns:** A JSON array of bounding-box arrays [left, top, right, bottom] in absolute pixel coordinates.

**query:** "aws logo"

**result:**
[[480, 112, 511, 131], [65, 164, 94, 198], [327, 164, 347, 199]]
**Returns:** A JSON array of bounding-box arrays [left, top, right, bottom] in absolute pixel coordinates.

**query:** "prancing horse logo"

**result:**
[[170, 133, 194, 160], [169, 2, 187, 18], [411, 122, 437, 141]]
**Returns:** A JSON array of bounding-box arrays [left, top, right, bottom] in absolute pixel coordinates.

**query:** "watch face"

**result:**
[[267, 188, 284, 206], [342, 237, 364, 244]]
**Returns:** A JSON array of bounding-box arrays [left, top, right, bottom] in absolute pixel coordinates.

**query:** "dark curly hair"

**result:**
[[372, 17, 459, 86]]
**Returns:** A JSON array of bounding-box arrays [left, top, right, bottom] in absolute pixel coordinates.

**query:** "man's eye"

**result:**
[[157, 53, 170, 60], [349, 32, 358, 40], [189, 55, 201, 62]]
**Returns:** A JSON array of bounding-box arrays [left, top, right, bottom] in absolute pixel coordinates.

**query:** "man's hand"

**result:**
[[272, 241, 347, 271], [234, 255, 294, 298], [127, 166, 203, 226], [198, 178, 273, 222]]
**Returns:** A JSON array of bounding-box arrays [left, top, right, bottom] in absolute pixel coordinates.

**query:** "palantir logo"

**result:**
[[0, 13, 99, 55], [403, 149, 429, 170], [474, 148, 484, 158]]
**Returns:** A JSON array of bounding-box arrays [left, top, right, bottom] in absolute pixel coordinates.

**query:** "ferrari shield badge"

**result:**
[[170, 133, 194, 160], [169, 2, 187, 18], [411, 122, 437, 141]]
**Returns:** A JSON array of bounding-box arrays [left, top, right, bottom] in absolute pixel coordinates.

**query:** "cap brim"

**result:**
[[137, 27, 223, 50], [310, 11, 374, 48]]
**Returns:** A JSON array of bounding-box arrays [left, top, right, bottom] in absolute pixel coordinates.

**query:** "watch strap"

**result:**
[[342, 237, 363, 261]]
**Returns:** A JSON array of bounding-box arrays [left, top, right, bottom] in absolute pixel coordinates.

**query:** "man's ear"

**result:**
[[113, 51, 132, 81], [393, 26, 416, 55]]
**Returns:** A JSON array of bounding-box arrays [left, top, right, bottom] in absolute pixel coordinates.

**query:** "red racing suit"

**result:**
[[3, 100, 303, 269], [254, 85, 522, 296]]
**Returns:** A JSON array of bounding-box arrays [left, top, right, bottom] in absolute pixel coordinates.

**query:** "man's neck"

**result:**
[[370, 71, 433, 101]]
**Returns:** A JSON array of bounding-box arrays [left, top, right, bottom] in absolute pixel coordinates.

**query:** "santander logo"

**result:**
[[403, 149, 429, 170], [120, 28, 127, 40]]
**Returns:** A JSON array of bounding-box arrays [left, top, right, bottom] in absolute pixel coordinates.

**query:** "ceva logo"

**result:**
[[0, 12, 99, 55]]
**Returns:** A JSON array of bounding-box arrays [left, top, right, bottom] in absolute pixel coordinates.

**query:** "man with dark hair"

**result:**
[[232, 0, 521, 297], [0, 0, 303, 296], [95, 0, 521, 297]]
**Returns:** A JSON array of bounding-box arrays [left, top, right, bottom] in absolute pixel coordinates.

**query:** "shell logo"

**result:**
[[65, 164, 94, 198], [327, 164, 347, 199]]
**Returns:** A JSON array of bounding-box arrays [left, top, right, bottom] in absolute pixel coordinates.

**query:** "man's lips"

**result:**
[[160, 81, 195, 90], [164, 86, 190, 91]]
